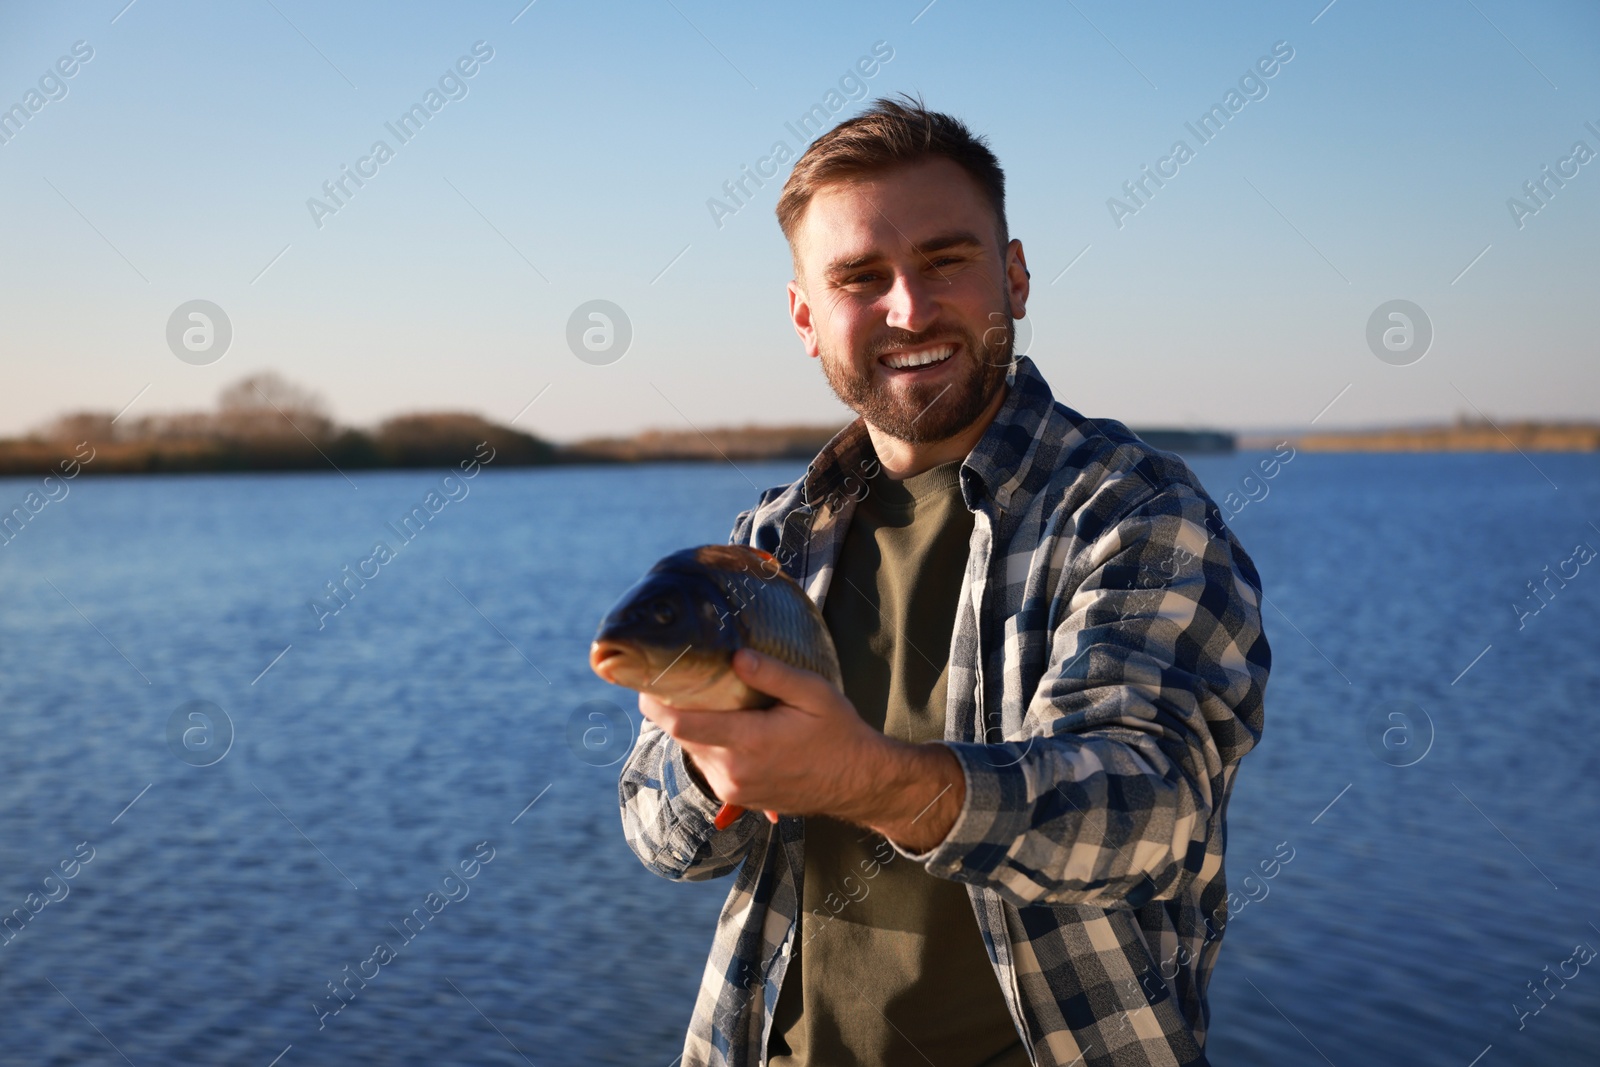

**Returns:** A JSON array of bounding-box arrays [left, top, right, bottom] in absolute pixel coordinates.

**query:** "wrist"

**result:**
[[837, 736, 965, 853]]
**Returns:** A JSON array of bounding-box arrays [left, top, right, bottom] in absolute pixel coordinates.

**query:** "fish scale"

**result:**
[[697, 546, 842, 687]]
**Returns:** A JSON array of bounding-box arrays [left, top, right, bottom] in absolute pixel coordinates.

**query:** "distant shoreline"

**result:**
[[3, 412, 1594, 478], [1270, 422, 1600, 454]]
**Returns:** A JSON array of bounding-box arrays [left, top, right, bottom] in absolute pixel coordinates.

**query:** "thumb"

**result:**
[[731, 648, 830, 710]]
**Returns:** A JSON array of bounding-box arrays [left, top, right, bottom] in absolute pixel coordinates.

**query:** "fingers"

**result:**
[[731, 649, 834, 711], [640, 694, 747, 747], [638, 695, 733, 746], [636, 692, 679, 732], [639, 694, 739, 740]]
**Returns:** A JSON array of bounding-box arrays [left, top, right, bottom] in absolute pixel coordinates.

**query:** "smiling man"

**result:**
[[620, 97, 1271, 1067]]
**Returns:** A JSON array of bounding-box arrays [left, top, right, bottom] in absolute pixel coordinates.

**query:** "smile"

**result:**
[[880, 344, 956, 370]]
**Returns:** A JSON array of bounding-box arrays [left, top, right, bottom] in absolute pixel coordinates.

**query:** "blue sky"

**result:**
[[1, 0, 1596, 441]]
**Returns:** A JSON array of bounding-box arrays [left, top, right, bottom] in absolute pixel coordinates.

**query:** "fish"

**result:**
[[590, 544, 843, 829]]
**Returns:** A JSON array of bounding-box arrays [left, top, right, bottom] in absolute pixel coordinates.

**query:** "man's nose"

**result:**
[[882, 270, 942, 334]]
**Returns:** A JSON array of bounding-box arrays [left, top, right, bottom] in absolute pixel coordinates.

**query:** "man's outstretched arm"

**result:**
[[637, 652, 965, 853]]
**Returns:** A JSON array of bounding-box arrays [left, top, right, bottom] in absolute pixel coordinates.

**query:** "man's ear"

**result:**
[[788, 278, 821, 359], [1006, 238, 1030, 321]]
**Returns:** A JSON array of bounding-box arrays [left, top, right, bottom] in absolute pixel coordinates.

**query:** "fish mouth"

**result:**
[[589, 640, 635, 685], [590, 639, 729, 703], [590, 639, 698, 692]]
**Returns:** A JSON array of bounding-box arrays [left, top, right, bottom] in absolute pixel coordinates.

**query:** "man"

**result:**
[[620, 97, 1270, 1067]]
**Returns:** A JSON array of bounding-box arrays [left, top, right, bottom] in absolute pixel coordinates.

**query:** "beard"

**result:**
[[817, 299, 1015, 446]]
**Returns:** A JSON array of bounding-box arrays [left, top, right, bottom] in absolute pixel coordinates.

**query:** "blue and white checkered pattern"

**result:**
[[620, 355, 1271, 1066]]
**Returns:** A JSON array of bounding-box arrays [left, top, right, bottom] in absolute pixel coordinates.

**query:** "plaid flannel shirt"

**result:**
[[619, 355, 1271, 1067]]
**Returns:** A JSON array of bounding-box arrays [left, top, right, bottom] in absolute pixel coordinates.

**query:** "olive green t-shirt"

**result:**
[[767, 460, 1029, 1067]]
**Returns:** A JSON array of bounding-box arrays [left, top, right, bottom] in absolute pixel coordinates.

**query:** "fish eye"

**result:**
[[650, 600, 675, 626]]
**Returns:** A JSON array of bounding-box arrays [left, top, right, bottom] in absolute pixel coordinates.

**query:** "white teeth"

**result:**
[[883, 344, 954, 370]]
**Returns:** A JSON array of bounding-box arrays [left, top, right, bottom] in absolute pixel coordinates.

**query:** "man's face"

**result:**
[[787, 157, 1029, 445]]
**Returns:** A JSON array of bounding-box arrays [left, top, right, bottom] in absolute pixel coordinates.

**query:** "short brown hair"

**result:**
[[775, 95, 1008, 253]]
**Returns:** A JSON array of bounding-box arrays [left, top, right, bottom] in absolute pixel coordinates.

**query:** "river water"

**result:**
[[0, 452, 1596, 1065]]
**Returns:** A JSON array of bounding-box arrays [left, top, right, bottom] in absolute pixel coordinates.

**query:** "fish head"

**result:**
[[589, 560, 741, 703]]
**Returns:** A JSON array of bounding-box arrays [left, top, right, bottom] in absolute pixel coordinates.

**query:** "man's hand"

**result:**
[[636, 649, 967, 853]]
